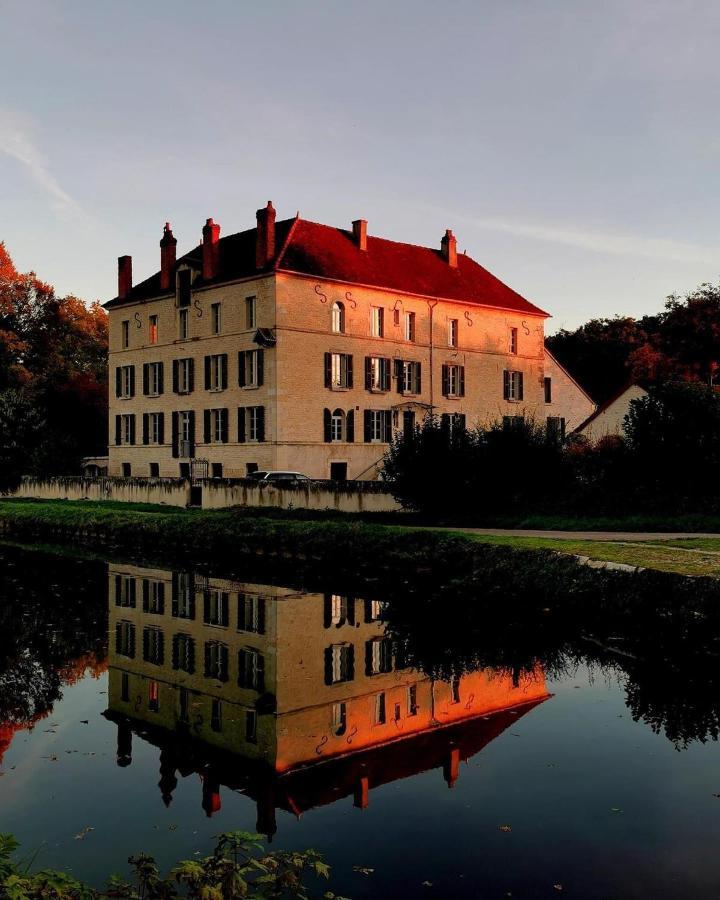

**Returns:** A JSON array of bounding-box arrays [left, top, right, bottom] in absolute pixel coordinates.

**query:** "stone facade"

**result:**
[[106, 206, 593, 479]]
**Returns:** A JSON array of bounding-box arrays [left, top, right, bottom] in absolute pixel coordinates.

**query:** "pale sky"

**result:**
[[2, 0, 720, 331]]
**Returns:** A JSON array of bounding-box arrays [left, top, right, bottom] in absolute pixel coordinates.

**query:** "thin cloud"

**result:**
[[0, 108, 80, 214], [466, 215, 718, 266]]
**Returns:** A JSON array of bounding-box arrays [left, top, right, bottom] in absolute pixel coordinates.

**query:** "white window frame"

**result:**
[[210, 409, 225, 444], [206, 641, 228, 680], [240, 648, 263, 690], [245, 296, 257, 330], [330, 643, 352, 684], [206, 589, 227, 627], [448, 318, 458, 348], [119, 366, 133, 398], [507, 370, 523, 402], [178, 358, 191, 394], [148, 412, 161, 444], [239, 594, 263, 633], [330, 410, 344, 442], [447, 365, 462, 397], [209, 354, 224, 392], [369, 357, 387, 391], [178, 308, 189, 340], [332, 301, 345, 334], [179, 411, 191, 443], [211, 302, 221, 335], [374, 692, 387, 725], [371, 306, 384, 338], [369, 410, 385, 443], [117, 621, 134, 656], [147, 362, 162, 396], [244, 350, 260, 388], [402, 361, 420, 394], [121, 414, 133, 445], [248, 406, 262, 442], [404, 311, 416, 342], [331, 353, 350, 389]]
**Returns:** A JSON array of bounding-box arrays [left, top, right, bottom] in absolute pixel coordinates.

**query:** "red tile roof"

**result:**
[[105, 215, 548, 317]]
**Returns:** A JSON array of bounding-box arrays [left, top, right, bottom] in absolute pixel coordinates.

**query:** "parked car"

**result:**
[[245, 470, 268, 481], [254, 471, 311, 485]]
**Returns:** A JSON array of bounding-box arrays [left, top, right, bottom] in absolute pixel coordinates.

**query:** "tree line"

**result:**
[[0, 243, 107, 489]]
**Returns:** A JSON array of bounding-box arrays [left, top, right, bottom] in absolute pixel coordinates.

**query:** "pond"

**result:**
[[1, 542, 720, 898]]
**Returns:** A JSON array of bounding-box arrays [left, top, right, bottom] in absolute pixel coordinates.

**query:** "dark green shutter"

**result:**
[[503, 370, 510, 400], [158, 413, 164, 446], [347, 354, 353, 388], [346, 410, 354, 443], [323, 408, 332, 443], [364, 356, 372, 390], [129, 366, 135, 397], [188, 358, 195, 393], [142, 414, 149, 445], [256, 406, 265, 442], [257, 350, 264, 386], [383, 411, 392, 443], [172, 360, 179, 393], [204, 355, 211, 389], [157, 362, 164, 395], [324, 353, 332, 388], [204, 410, 211, 444], [382, 358, 391, 391], [115, 367, 122, 397], [129, 415, 136, 445], [518, 372, 524, 401], [237, 408, 246, 443], [395, 359, 403, 393], [115, 415, 121, 446], [442, 365, 449, 397], [221, 354, 228, 389], [238, 351, 246, 387], [459, 366, 465, 397], [187, 411, 195, 456], [364, 410, 372, 442], [142, 579, 149, 612], [415, 363, 422, 394], [324, 647, 334, 685], [142, 363, 149, 395], [221, 409, 228, 443], [171, 412, 179, 458]]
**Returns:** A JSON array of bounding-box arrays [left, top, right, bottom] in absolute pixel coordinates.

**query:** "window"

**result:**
[[204, 408, 228, 444], [121, 462, 132, 477], [204, 589, 229, 627], [509, 327, 518, 355], [323, 409, 354, 444], [178, 308, 189, 340], [177, 269, 191, 308], [175, 410, 194, 458], [211, 698, 222, 733], [407, 684, 418, 716], [143, 627, 165, 666], [365, 356, 391, 391], [142, 579, 165, 614], [211, 462, 223, 479], [364, 409, 392, 443], [365, 599, 387, 622], [174, 358, 194, 394], [374, 692, 387, 725], [544, 376, 552, 404], [149, 462, 159, 477], [503, 415, 525, 430], [248, 406, 264, 442], [398, 360, 421, 395], [325, 643, 354, 685], [332, 301, 345, 333], [148, 680, 160, 713], [238, 349, 264, 388], [448, 318, 458, 348], [172, 633, 195, 673], [402, 409, 416, 438], [245, 296, 257, 330], [332, 702, 347, 736], [205, 641, 229, 682], [404, 311, 416, 342], [547, 416, 566, 442], [441, 412, 466, 438], [117, 414, 135, 445], [121, 320, 129, 349], [149, 315, 158, 345], [325, 352, 353, 389], [331, 409, 343, 442], [205, 354, 228, 391], [115, 621, 135, 658], [324, 594, 353, 628], [142, 362, 163, 397], [115, 575, 136, 607], [211, 302, 221, 335], [245, 709, 258, 743], [371, 306, 384, 338], [172, 572, 194, 620], [238, 648, 265, 691], [441, 364, 465, 398], [503, 370, 524, 402], [116, 365, 134, 399], [366, 637, 393, 675], [238, 594, 266, 634], [142, 412, 162, 446]]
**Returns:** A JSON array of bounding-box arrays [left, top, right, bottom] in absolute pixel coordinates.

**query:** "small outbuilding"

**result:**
[[574, 384, 648, 442]]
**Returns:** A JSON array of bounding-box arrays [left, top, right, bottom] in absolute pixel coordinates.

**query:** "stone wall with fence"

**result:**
[[8, 476, 402, 513]]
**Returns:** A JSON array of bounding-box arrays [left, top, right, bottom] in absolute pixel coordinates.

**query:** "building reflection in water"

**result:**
[[106, 564, 549, 838]]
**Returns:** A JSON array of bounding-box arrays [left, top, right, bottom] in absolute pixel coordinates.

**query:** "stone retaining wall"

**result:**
[[10, 476, 402, 513]]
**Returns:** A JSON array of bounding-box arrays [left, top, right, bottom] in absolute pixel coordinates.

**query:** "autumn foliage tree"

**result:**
[[0, 242, 107, 487]]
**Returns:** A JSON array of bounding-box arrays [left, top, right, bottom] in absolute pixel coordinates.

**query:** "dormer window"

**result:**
[[332, 301, 345, 333]]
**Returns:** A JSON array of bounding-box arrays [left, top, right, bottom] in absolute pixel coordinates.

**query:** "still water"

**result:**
[[1, 543, 720, 898]]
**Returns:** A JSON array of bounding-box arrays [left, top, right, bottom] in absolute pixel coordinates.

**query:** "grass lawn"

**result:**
[[3, 497, 720, 577]]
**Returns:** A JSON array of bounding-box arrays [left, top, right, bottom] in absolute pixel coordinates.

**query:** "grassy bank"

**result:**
[[2, 497, 720, 577]]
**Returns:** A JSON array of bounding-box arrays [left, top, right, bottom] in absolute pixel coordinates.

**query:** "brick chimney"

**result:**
[[202, 218, 221, 280], [440, 229, 458, 267], [118, 255, 132, 299], [255, 201, 276, 268], [352, 219, 367, 251], [160, 223, 177, 291]]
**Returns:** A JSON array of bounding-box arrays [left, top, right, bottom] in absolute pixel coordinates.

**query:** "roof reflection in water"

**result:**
[[105, 563, 550, 837]]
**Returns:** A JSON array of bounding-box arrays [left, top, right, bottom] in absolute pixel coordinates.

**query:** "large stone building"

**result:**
[[105, 203, 593, 480]]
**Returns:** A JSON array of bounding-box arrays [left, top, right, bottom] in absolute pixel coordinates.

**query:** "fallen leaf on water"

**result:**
[[168, 825, 178, 831], [421, 881, 433, 887], [553, 885, 564, 893], [353, 866, 375, 876], [74, 827, 94, 841], [80, 720, 89, 725], [611, 808, 623, 813], [499, 825, 512, 833]]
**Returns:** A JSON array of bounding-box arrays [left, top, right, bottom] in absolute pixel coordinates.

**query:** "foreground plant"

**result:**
[[0, 831, 347, 900]]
